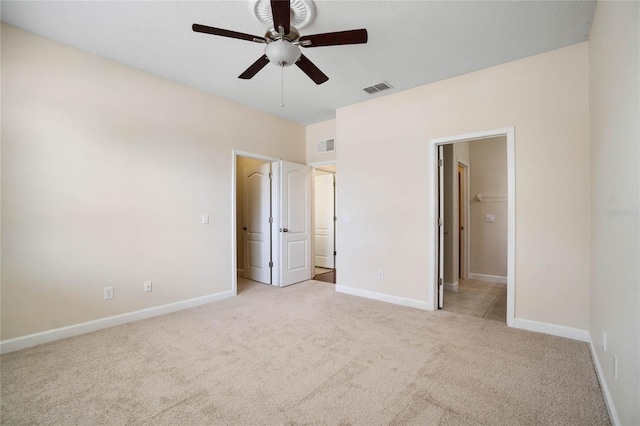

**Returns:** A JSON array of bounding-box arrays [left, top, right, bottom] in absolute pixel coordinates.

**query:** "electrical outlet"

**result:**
[[378, 269, 384, 279], [144, 280, 152, 292], [614, 355, 618, 380], [602, 329, 607, 352], [104, 286, 114, 300]]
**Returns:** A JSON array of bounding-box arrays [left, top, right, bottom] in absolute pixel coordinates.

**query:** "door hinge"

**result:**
[[438, 278, 443, 286], [333, 216, 337, 222], [269, 172, 273, 179], [269, 217, 273, 224], [438, 218, 443, 226], [333, 181, 336, 187], [269, 261, 273, 268], [439, 159, 443, 167], [334, 251, 337, 256]]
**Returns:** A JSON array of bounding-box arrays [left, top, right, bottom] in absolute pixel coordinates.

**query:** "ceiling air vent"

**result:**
[[363, 81, 392, 94], [317, 138, 335, 153]]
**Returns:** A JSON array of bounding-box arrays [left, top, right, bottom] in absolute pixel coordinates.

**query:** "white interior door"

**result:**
[[314, 172, 335, 269], [244, 162, 272, 284], [280, 160, 312, 287], [438, 145, 445, 308]]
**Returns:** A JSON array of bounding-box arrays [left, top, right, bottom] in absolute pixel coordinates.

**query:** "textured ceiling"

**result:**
[[1, 1, 595, 124]]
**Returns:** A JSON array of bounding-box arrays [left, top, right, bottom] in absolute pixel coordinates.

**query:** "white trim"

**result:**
[[236, 268, 245, 275], [231, 151, 238, 296], [505, 128, 516, 328], [428, 127, 516, 327], [513, 318, 589, 342], [0, 290, 235, 354], [468, 273, 507, 284], [589, 336, 621, 425], [270, 160, 281, 287], [335, 285, 429, 311], [234, 150, 280, 163], [307, 159, 337, 168], [444, 281, 459, 291]]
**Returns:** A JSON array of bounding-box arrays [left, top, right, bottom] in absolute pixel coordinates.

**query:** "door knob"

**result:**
[[242, 227, 247, 231], [282, 228, 289, 233]]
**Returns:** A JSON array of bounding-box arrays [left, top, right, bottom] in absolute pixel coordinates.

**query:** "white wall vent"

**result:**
[[317, 138, 335, 153], [363, 81, 393, 94]]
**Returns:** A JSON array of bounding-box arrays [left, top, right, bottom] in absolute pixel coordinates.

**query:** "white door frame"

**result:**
[[308, 160, 337, 277], [428, 128, 515, 327], [232, 150, 280, 296], [313, 171, 336, 269]]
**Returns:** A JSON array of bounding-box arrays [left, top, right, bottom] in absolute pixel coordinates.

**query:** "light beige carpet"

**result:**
[[1, 279, 609, 425]]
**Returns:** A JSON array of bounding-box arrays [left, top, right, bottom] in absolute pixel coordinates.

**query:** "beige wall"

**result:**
[[588, 1, 640, 424], [1, 25, 305, 340], [336, 42, 590, 329], [469, 137, 508, 278], [306, 119, 336, 164], [235, 157, 270, 274]]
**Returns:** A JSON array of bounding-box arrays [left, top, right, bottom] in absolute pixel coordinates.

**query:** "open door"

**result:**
[[314, 171, 335, 269], [280, 160, 312, 287], [243, 162, 272, 284], [437, 145, 444, 308]]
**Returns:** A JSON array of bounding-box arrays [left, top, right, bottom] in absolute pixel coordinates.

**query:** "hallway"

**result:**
[[443, 279, 506, 322]]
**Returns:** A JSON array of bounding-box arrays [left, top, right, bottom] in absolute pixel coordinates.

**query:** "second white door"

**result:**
[[280, 160, 312, 287]]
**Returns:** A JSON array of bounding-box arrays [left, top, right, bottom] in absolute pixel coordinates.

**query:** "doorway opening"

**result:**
[[430, 128, 515, 327], [441, 138, 508, 321], [234, 153, 278, 294], [311, 163, 337, 284], [232, 151, 314, 296]]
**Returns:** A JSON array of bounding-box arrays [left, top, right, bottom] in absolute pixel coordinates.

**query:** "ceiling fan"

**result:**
[[192, 0, 368, 85]]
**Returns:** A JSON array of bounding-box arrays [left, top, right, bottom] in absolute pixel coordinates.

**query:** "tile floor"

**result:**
[[314, 267, 333, 276], [314, 267, 336, 284], [443, 279, 507, 322]]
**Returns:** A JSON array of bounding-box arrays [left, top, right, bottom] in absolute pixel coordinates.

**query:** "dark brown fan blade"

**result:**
[[270, 0, 290, 35], [296, 54, 328, 85], [238, 55, 270, 80], [299, 29, 368, 47], [192, 24, 266, 43]]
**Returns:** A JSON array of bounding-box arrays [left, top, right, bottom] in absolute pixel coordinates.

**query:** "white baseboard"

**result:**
[[588, 336, 621, 425], [469, 273, 507, 284], [513, 318, 589, 342], [0, 289, 235, 355], [335, 285, 429, 311], [444, 281, 458, 292]]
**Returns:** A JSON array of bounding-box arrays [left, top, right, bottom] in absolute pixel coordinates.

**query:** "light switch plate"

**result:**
[[485, 214, 495, 223], [202, 214, 209, 224]]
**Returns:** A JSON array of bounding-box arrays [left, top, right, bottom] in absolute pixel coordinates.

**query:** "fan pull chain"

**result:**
[[280, 64, 285, 108]]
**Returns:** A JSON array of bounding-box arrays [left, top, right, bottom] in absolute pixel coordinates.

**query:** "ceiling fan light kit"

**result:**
[[265, 39, 301, 66], [192, 0, 368, 85]]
